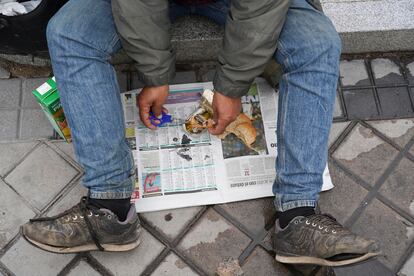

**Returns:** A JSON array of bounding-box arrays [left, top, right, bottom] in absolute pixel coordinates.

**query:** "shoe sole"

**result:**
[[275, 251, 381, 267], [24, 236, 141, 254]]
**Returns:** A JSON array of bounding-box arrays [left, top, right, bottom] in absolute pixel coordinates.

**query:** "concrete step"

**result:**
[[1, 1, 413, 67], [321, 0, 414, 53]]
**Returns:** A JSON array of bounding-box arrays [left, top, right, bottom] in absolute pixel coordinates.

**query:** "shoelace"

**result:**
[[302, 214, 345, 233], [30, 197, 105, 251]]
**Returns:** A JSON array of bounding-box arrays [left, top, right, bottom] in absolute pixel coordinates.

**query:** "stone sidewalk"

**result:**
[[0, 56, 414, 275]]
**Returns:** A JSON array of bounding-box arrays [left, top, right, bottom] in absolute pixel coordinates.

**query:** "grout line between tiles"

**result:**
[[365, 59, 383, 117], [359, 120, 405, 152], [337, 84, 348, 120], [375, 193, 414, 225], [14, 79, 23, 140], [395, 239, 414, 274], [1, 176, 42, 215], [213, 205, 273, 265], [0, 261, 14, 276], [57, 254, 82, 276], [140, 248, 171, 276], [83, 253, 113, 276], [399, 59, 414, 113], [1, 140, 42, 179], [328, 120, 358, 155], [137, 206, 210, 276], [344, 136, 414, 228]]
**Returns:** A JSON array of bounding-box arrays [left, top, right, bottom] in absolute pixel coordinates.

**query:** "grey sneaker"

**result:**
[[22, 197, 141, 254], [273, 214, 381, 266]]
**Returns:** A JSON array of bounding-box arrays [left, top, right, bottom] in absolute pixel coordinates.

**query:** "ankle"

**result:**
[[277, 207, 315, 229], [88, 197, 131, 221]]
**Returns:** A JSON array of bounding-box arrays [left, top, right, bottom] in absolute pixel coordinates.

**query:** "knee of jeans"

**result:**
[[311, 26, 342, 59], [47, 12, 94, 53], [46, 13, 70, 47]]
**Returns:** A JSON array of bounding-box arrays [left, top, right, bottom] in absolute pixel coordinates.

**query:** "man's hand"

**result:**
[[208, 91, 242, 135], [137, 85, 169, 130]]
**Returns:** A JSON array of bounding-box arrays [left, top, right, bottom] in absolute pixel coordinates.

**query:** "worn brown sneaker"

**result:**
[[273, 214, 381, 266], [21, 197, 141, 254]]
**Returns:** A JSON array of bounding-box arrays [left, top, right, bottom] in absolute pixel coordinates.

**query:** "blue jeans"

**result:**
[[47, 0, 340, 210]]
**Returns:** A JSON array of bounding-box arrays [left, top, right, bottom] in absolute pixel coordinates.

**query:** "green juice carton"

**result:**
[[32, 77, 71, 142]]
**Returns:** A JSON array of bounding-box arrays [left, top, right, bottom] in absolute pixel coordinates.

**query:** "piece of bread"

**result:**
[[218, 113, 257, 146]]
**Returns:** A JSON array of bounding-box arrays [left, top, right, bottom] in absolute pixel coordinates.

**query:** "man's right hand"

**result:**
[[137, 85, 169, 130]]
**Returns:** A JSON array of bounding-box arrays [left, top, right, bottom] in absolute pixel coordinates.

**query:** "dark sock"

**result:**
[[277, 207, 315, 229], [88, 198, 131, 221]]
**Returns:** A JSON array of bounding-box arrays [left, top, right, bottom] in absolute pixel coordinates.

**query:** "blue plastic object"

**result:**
[[149, 111, 172, 127]]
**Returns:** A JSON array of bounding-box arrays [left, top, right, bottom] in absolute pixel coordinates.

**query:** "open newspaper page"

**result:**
[[122, 78, 333, 212]]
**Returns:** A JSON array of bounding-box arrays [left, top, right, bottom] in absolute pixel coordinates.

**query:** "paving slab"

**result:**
[[67, 260, 101, 276], [141, 206, 202, 241], [351, 199, 414, 270], [379, 158, 414, 217], [0, 66, 10, 79], [0, 110, 18, 141], [241, 247, 289, 275], [19, 109, 54, 140], [0, 179, 35, 249], [371, 58, 405, 85], [334, 258, 394, 276], [333, 92, 343, 118], [342, 89, 379, 119], [5, 144, 79, 210], [407, 61, 414, 84], [329, 121, 350, 147], [0, 79, 21, 108], [46, 184, 87, 217], [0, 141, 36, 176], [368, 119, 414, 149], [411, 143, 414, 158], [21, 78, 48, 108], [377, 87, 413, 117], [50, 141, 77, 161], [178, 208, 251, 275], [261, 228, 274, 252], [333, 123, 399, 186], [399, 251, 414, 276], [0, 265, 7, 276], [319, 162, 369, 224], [92, 229, 164, 276], [340, 60, 370, 87], [217, 198, 275, 236], [0, 238, 74, 276], [152, 253, 198, 276]]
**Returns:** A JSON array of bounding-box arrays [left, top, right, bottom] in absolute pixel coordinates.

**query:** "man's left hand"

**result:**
[[208, 91, 241, 135]]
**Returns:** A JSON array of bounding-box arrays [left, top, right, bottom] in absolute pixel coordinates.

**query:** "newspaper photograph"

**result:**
[[122, 78, 333, 212]]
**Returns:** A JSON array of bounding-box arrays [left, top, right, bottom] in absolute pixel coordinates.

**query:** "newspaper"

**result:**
[[122, 78, 333, 213]]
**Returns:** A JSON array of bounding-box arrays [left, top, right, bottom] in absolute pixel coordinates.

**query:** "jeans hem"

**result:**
[[88, 191, 133, 199], [274, 199, 316, 212]]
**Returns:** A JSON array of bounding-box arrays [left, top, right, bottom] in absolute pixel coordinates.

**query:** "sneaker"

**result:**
[[21, 197, 141, 254], [273, 214, 381, 266]]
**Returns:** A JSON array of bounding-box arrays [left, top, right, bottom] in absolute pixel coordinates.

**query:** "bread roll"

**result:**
[[218, 113, 257, 147]]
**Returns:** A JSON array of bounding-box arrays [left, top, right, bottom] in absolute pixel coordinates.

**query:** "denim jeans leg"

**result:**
[[272, 0, 341, 211], [47, 0, 134, 199]]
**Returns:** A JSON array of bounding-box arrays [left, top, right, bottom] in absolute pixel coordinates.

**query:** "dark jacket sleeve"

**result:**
[[214, 0, 291, 98], [111, 0, 175, 86]]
